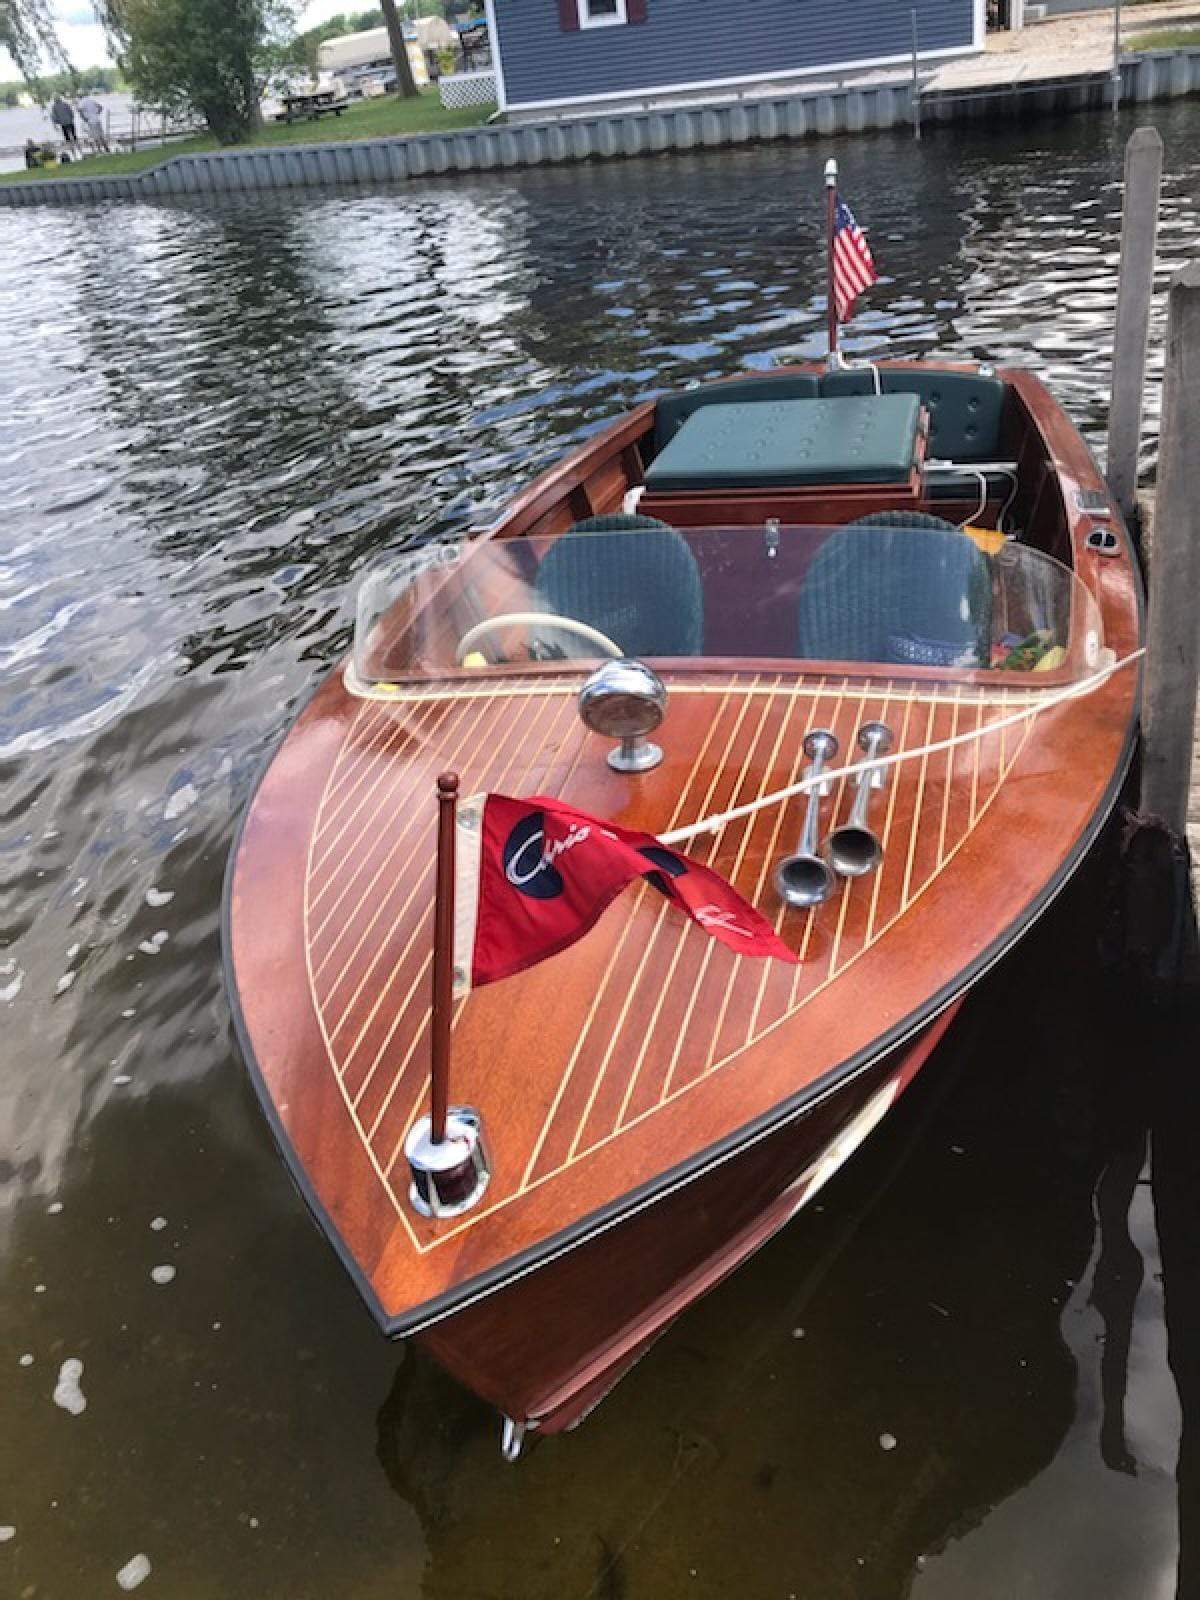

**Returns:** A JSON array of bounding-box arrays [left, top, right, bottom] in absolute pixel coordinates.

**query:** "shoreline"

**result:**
[[2, 46, 1198, 208]]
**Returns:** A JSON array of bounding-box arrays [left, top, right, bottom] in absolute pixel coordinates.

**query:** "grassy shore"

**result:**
[[1, 91, 495, 186], [1127, 26, 1200, 48]]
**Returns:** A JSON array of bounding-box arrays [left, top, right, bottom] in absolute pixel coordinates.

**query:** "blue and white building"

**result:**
[[482, 0, 985, 118]]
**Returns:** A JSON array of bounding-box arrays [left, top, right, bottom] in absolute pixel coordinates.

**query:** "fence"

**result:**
[[438, 71, 498, 110]]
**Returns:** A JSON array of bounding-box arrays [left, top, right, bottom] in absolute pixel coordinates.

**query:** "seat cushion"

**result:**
[[644, 394, 921, 493], [821, 368, 1004, 462], [653, 373, 821, 453], [796, 523, 992, 668], [535, 523, 704, 658]]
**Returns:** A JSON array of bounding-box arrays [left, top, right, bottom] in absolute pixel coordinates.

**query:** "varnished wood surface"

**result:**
[[418, 1006, 957, 1430], [226, 364, 1142, 1335]]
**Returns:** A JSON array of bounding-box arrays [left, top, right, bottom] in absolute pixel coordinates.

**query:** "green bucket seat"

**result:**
[[535, 514, 704, 659], [796, 521, 992, 668]]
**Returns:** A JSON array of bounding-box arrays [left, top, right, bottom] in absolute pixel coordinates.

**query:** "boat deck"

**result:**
[[311, 675, 1030, 1205], [225, 361, 1142, 1338], [230, 658, 1134, 1331]]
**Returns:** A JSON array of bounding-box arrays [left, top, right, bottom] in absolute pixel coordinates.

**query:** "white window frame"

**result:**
[[577, 0, 627, 29]]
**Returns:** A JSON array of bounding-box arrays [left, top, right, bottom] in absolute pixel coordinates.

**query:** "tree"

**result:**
[[98, 0, 293, 143], [380, 0, 418, 99], [0, 0, 70, 82]]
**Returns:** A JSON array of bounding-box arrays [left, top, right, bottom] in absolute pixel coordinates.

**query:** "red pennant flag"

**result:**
[[452, 793, 797, 996]]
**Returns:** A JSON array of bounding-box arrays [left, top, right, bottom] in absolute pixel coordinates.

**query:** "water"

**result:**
[[3, 102, 1199, 1598]]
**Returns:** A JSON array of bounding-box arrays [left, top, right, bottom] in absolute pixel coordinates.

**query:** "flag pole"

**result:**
[[825, 157, 839, 369], [430, 769, 459, 1144], [403, 767, 490, 1220]]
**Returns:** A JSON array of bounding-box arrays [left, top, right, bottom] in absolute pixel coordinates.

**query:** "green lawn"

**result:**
[[1, 90, 495, 186], [1127, 26, 1200, 49]]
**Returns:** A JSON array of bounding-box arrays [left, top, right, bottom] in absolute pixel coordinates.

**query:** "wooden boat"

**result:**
[[223, 359, 1141, 1454]]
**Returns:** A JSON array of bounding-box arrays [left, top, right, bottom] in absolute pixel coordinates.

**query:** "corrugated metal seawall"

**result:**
[[2, 49, 1198, 209]]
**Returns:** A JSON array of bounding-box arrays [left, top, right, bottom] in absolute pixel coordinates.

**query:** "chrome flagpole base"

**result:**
[[405, 1107, 490, 1218]]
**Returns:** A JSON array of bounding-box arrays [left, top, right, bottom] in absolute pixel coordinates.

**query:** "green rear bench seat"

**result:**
[[644, 394, 922, 493], [653, 372, 820, 453], [820, 369, 1007, 501], [650, 368, 1008, 503]]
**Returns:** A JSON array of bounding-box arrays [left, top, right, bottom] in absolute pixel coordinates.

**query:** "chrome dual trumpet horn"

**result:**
[[826, 721, 894, 878], [774, 730, 839, 908], [774, 721, 894, 908]]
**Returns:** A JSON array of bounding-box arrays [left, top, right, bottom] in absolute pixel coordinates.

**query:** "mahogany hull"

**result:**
[[224, 360, 1142, 1443], [418, 1004, 959, 1434]]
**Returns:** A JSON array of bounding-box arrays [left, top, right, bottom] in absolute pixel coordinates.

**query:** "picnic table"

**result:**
[[274, 90, 349, 125]]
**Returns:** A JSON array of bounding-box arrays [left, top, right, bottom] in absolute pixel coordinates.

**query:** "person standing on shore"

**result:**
[[77, 93, 110, 152], [49, 94, 79, 149]]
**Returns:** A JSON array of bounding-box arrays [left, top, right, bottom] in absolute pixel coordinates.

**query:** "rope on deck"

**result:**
[[658, 648, 1147, 849]]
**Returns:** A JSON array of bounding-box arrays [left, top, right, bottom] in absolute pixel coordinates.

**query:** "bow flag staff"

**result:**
[[824, 158, 880, 369], [403, 770, 494, 1223], [825, 157, 839, 367]]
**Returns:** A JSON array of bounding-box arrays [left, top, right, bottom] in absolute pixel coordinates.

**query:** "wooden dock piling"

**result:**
[[910, 9, 922, 141], [1106, 127, 1163, 524], [1139, 260, 1200, 838]]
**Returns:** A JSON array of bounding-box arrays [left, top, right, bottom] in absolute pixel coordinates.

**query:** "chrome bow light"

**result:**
[[578, 658, 668, 773], [825, 721, 893, 879], [774, 729, 839, 909]]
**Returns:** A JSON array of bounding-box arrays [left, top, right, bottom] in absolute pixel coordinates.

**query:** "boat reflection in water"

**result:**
[[224, 360, 1142, 1453], [371, 857, 1196, 1596]]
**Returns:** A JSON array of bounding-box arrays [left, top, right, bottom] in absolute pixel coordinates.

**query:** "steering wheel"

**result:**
[[454, 611, 623, 665]]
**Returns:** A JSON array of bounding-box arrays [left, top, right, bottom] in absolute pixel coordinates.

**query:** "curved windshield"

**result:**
[[351, 523, 1103, 694]]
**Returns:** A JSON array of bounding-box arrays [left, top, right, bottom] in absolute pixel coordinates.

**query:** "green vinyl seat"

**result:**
[[820, 368, 1007, 501], [534, 514, 704, 658], [644, 394, 922, 494], [796, 522, 993, 668], [819, 369, 1004, 461], [653, 372, 821, 453]]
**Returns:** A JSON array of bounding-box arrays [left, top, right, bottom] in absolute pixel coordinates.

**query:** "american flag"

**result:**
[[831, 197, 878, 323]]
